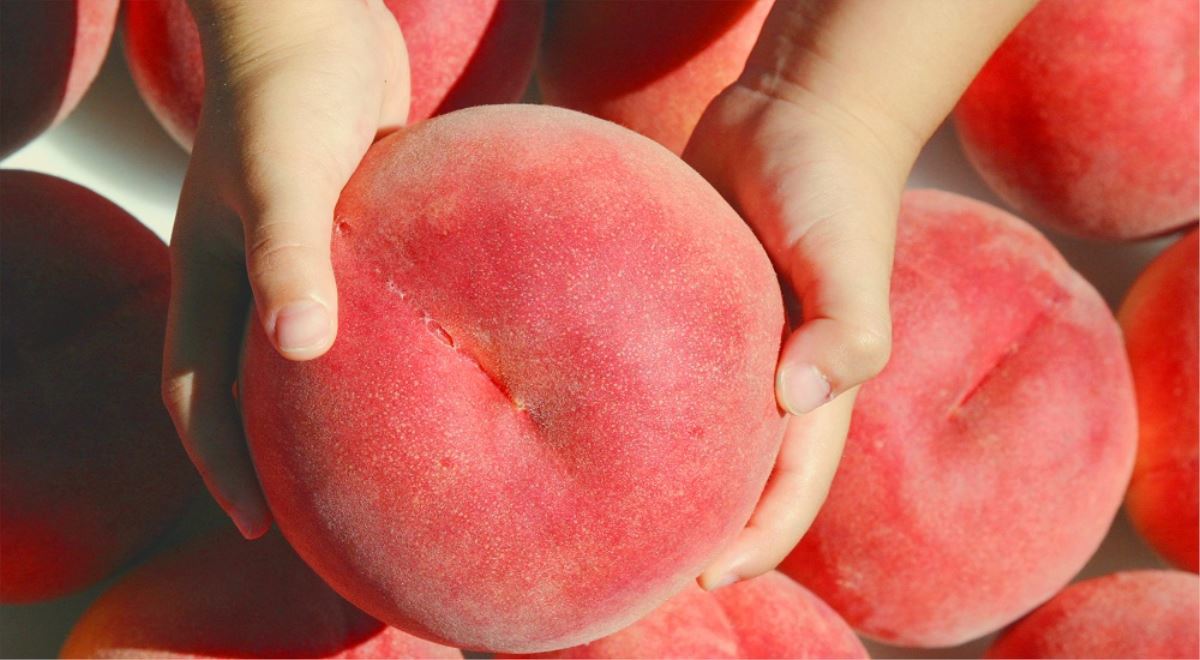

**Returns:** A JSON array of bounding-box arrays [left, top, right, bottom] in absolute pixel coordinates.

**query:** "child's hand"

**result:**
[[161, 0, 409, 538], [685, 80, 905, 591], [688, 0, 1037, 589]]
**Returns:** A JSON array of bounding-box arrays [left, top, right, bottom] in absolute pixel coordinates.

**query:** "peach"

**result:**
[[538, 1, 772, 154], [0, 171, 196, 603], [123, 0, 543, 149], [0, 0, 118, 157], [780, 189, 1137, 647], [501, 572, 867, 659], [61, 528, 462, 658], [954, 0, 1199, 240], [240, 104, 786, 652], [1120, 229, 1199, 572], [985, 571, 1200, 658]]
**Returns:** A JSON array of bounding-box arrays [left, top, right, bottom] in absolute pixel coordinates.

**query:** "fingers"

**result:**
[[191, 0, 412, 361], [159, 0, 413, 537], [241, 190, 340, 361], [698, 389, 858, 590], [162, 216, 271, 539], [208, 62, 375, 362], [775, 199, 895, 415], [211, 68, 356, 361], [684, 88, 898, 416]]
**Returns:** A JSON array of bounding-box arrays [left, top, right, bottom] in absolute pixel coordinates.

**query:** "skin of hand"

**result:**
[[687, 0, 1039, 589], [161, 0, 410, 538]]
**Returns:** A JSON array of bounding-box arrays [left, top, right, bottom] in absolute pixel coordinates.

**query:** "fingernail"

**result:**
[[228, 507, 269, 540], [706, 573, 739, 591], [778, 364, 831, 415], [273, 301, 331, 352], [230, 511, 258, 540]]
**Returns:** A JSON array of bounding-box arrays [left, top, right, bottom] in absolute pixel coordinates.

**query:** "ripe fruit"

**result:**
[[502, 572, 867, 659], [781, 189, 1137, 646], [538, 1, 772, 154], [241, 105, 786, 652], [123, 0, 544, 149], [0, 0, 118, 157], [986, 571, 1200, 658], [61, 529, 463, 658], [1120, 229, 1199, 571], [0, 171, 195, 602], [955, 0, 1199, 240]]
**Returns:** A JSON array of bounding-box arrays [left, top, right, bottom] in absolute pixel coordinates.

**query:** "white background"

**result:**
[[0, 35, 1181, 659]]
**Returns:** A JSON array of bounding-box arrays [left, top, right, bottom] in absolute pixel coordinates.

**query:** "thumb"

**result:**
[[188, 0, 412, 360], [242, 188, 340, 360], [775, 208, 895, 414]]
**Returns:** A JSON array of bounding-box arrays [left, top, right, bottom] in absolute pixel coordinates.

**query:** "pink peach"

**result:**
[[955, 0, 1199, 240], [240, 104, 786, 652], [503, 572, 867, 659], [1120, 229, 1199, 572], [123, 0, 543, 149], [538, 1, 772, 154], [986, 571, 1200, 658], [0, 171, 196, 602], [61, 529, 462, 658], [0, 0, 118, 157], [781, 189, 1137, 646]]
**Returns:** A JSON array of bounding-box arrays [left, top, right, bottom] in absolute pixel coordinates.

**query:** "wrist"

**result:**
[[734, 60, 925, 178], [735, 0, 1038, 181], [718, 76, 917, 198]]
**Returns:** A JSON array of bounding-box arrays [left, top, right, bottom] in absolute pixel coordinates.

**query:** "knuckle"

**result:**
[[843, 325, 893, 380], [245, 236, 320, 280]]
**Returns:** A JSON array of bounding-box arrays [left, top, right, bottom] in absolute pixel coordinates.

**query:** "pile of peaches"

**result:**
[[1, 1, 1196, 658]]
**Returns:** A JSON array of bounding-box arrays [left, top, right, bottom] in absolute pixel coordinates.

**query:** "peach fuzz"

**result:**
[[240, 104, 786, 653], [123, 0, 544, 149], [60, 529, 462, 658], [954, 0, 1199, 240], [0, 0, 118, 157], [1120, 229, 1199, 572], [780, 189, 1137, 647], [500, 572, 867, 659], [985, 571, 1200, 658], [0, 171, 196, 602], [538, 1, 772, 154]]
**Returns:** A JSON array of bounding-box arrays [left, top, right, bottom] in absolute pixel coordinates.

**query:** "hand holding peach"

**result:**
[[240, 104, 786, 652], [160, 0, 411, 539], [682, 0, 1037, 590]]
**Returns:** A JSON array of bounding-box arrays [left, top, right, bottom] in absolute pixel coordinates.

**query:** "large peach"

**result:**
[[954, 0, 1199, 240], [0, 171, 196, 602], [1120, 229, 1199, 572], [780, 189, 1137, 646], [123, 0, 544, 149], [538, 1, 772, 154], [61, 529, 462, 658], [0, 0, 118, 157], [240, 104, 786, 653], [985, 571, 1200, 658], [503, 572, 866, 659]]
